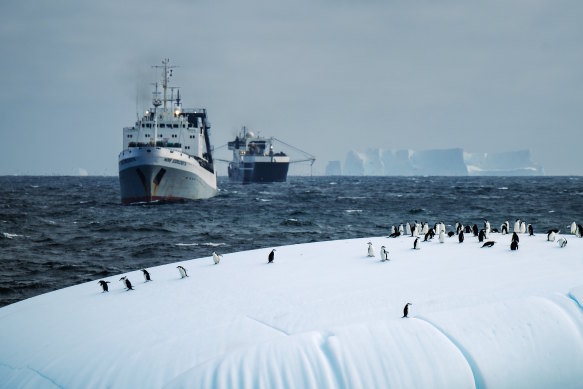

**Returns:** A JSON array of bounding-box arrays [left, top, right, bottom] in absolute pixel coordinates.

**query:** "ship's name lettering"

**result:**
[[164, 157, 186, 166]]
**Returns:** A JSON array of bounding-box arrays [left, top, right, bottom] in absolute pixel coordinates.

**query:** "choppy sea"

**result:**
[[0, 175, 582, 307]]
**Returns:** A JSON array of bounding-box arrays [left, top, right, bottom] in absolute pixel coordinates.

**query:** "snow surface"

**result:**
[[1, 233, 583, 388]]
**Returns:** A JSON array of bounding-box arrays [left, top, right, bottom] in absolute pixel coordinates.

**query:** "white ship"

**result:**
[[118, 59, 217, 204]]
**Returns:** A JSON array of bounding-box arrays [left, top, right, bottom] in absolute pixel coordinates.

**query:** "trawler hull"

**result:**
[[119, 148, 217, 204], [228, 160, 289, 183]]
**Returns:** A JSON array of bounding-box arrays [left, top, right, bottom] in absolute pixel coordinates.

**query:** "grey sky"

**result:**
[[1, 0, 581, 175]]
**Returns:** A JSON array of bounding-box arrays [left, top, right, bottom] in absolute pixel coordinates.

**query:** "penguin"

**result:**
[[440, 222, 446, 234], [510, 240, 519, 251], [411, 224, 418, 238], [439, 230, 445, 243], [435, 223, 441, 235], [406, 223, 412, 236], [212, 251, 222, 265], [422, 223, 429, 235], [268, 249, 276, 263], [484, 220, 491, 234], [501, 223, 508, 235], [455, 221, 460, 232], [472, 224, 479, 237], [177, 265, 188, 278], [389, 231, 401, 238], [491, 228, 499, 233], [577, 224, 583, 238], [98, 280, 110, 292], [478, 229, 486, 243], [456, 223, 464, 235], [398, 224, 404, 235], [520, 222, 526, 234], [481, 241, 495, 248], [448, 231, 455, 238], [514, 219, 521, 233], [547, 231, 556, 242], [458, 230, 464, 243], [390, 225, 396, 235], [413, 237, 420, 250], [511, 232, 519, 243], [367, 242, 375, 257], [119, 276, 133, 291], [558, 237, 567, 248], [423, 230, 433, 242], [402, 303, 412, 318], [465, 225, 472, 234], [570, 222, 577, 235], [528, 224, 534, 236], [380, 246, 389, 261], [141, 269, 152, 282]]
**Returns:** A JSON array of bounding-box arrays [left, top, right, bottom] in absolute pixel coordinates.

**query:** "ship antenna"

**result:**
[[152, 82, 162, 146]]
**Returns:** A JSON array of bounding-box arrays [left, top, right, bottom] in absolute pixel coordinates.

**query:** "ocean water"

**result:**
[[0, 175, 581, 308]]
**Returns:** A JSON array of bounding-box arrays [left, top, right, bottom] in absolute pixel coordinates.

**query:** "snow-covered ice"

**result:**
[[1, 232, 582, 388]]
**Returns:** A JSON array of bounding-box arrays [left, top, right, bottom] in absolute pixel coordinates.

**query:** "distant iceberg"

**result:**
[[339, 148, 542, 176]]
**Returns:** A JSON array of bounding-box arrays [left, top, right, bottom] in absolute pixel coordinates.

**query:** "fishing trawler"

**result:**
[[227, 127, 291, 183], [118, 59, 217, 204]]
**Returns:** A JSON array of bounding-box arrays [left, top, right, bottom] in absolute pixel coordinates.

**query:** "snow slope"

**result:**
[[1, 232, 582, 388]]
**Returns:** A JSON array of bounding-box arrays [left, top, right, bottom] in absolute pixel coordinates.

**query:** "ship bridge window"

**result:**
[[173, 124, 179, 128], [141, 123, 145, 128], [160, 124, 166, 128], [146, 123, 151, 128]]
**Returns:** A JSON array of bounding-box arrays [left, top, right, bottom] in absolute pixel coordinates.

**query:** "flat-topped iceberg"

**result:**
[[0, 232, 581, 388]]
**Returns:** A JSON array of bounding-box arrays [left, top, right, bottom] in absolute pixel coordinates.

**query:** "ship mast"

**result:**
[[152, 58, 177, 112]]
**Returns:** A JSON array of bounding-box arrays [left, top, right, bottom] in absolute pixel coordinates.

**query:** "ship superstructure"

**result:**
[[118, 59, 217, 204]]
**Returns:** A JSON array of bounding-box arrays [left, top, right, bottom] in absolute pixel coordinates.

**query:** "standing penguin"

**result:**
[[367, 242, 375, 257], [520, 222, 527, 234], [484, 220, 491, 235], [528, 224, 534, 236], [212, 251, 222, 265], [439, 230, 445, 243], [512, 232, 519, 244], [558, 237, 568, 248], [268, 249, 276, 263], [98, 280, 110, 292], [472, 224, 479, 237], [478, 230, 486, 243], [501, 223, 508, 235], [402, 303, 412, 318], [177, 266, 188, 278], [142, 269, 152, 282], [398, 224, 404, 235], [547, 231, 556, 242], [510, 240, 519, 251], [406, 223, 412, 236], [514, 219, 521, 233], [459, 230, 465, 243], [570, 222, 577, 235], [120, 276, 133, 291], [413, 237, 420, 250], [380, 246, 389, 261]]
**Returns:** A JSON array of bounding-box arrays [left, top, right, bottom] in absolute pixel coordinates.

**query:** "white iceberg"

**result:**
[[0, 233, 582, 387]]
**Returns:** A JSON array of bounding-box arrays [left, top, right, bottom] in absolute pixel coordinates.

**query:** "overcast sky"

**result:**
[[1, 0, 581, 175]]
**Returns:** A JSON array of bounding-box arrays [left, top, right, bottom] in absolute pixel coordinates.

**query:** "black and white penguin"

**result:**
[[142, 269, 152, 282], [367, 242, 375, 257], [98, 280, 110, 292], [422, 223, 429, 235], [501, 223, 508, 235], [448, 231, 455, 238], [547, 231, 556, 242], [439, 230, 446, 243], [413, 237, 420, 250], [514, 219, 521, 233], [119, 276, 133, 291], [472, 224, 479, 237], [577, 224, 583, 238], [398, 224, 404, 235], [465, 225, 472, 234], [177, 265, 188, 278], [528, 224, 534, 236], [510, 240, 519, 251], [212, 251, 222, 265], [478, 229, 486, 243], [571, 222, 577, 235], [389, 231, 401, 238], [406, 223, 412, 236], [268, 249, 276, 263], [402, 303, 412, 318], [455, 222, 461, 233], [512, 232, 519, 243], [458, 230, 464, 243], [380, 246, 389, 261], [520, 222, 527, 234], [481, 241, 495, 248], [484, 220, 491, 234], [558, 237, 567, 248], [390, 225, 396, 235], [491, 228, 499, 233], [411, 224, 418, 238], [434, 223, 441, 235]]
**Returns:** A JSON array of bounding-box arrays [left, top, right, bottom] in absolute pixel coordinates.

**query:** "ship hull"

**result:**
[[119, 148, 217, 204], [228, 160, 289, 183]]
